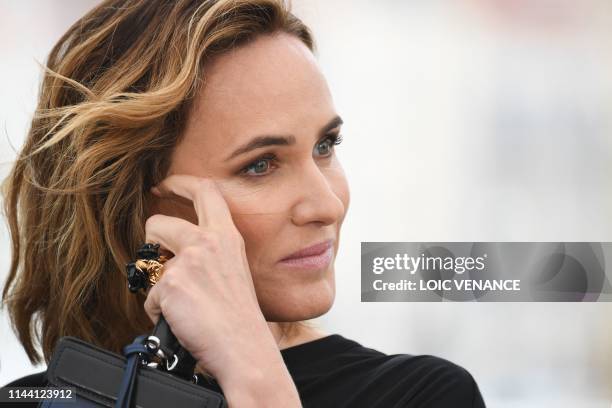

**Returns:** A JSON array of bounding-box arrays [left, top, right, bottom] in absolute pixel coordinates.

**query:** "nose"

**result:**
[[289, 162, 346, 227]]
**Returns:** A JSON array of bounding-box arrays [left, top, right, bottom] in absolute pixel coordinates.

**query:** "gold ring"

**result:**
[[134, 255, 169, 286]]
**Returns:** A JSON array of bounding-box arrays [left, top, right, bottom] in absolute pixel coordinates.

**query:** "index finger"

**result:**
[[152, 174, 234, 230]]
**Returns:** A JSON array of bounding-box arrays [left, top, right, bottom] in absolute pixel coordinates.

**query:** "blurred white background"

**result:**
[[1, 1, 611, 407]]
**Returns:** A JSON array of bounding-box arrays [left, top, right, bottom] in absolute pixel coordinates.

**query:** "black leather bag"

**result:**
[[39, 316, 227, 408]]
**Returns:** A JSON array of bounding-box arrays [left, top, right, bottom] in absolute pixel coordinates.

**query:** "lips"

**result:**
[[280, 239, 334, 261]]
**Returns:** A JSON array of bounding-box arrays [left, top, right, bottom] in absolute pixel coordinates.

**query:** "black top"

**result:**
[[2, 334, 485, 407]]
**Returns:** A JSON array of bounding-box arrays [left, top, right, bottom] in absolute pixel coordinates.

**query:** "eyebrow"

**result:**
[[225, 115, 344, 161]]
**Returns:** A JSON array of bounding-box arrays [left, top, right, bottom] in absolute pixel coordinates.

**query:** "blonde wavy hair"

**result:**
[[1, 0, 314, 365]]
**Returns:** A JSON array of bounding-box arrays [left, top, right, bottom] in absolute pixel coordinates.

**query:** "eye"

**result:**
[[240, 153, 278, 177], [315, 133, 343, 157], [238, 134, 344, 179]]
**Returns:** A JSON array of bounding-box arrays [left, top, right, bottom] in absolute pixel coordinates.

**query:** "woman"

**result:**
[[1, 0, 486, 406]]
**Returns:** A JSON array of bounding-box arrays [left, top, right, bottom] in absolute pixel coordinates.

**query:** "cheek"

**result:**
[[219, 178, 296, 218], [221, 186, 291, 274], [230, 210, 280, 258]]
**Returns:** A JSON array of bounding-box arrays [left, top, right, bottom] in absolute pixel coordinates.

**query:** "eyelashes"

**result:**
[[328, 133, 343, 147], [327, 133, 343, 145], [239, 133, 344, 178]]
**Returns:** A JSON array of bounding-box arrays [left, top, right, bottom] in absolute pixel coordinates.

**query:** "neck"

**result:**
[[267, 321, 328, 350]]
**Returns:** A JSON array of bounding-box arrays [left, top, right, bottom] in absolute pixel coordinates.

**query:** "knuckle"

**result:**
[[144, 214, 163, 231], [193, 230, 221, 249], [143, 296, 153, 315], [195, 177, 213, 187], [158, 296, 170, 314], [180, 245, 205, 268], [196, 177, 220, 194], [191, 230, 209, 245], [162, 272, 181, 292]]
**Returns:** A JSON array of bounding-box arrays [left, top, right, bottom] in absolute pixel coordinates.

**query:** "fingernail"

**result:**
[[150, 186, 161, 196]]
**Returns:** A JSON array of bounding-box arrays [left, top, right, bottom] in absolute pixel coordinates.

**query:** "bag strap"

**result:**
[[114, 319, 200, 407], [145, 316, 198, 380], [115, 334, 149, 408]]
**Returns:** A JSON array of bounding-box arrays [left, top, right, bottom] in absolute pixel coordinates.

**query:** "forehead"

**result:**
[[179, 32, 335, 157]]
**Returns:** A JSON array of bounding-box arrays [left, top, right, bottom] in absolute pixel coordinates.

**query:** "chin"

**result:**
[[257, 277, 336, 322]]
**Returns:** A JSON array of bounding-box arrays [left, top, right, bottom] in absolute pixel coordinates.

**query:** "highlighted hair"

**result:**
[[1, 0, 313, 365]]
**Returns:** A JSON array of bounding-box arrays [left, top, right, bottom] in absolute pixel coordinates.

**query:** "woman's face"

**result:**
[[151, 32, 350, 322]]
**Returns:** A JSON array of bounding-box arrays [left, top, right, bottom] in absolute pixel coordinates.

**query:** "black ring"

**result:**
[[126, 243, 162, 293]]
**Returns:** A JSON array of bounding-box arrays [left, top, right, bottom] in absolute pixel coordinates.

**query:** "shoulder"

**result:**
[[335, 341, 485, 408], [2, 370, 48, 388], [285, 334, 486, 407], [1, 371, 48, 408], [382, 354, 486, 407]]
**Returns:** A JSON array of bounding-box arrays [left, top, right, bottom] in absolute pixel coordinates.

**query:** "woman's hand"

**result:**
[[143, 174, 301, 407]]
